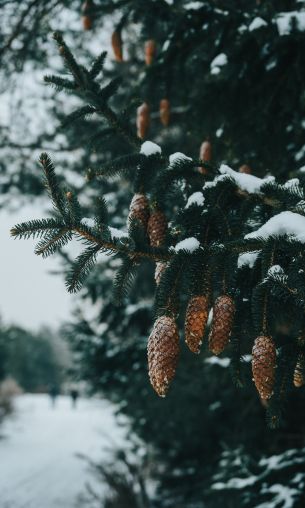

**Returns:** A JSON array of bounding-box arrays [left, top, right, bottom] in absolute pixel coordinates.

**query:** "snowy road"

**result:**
[[0, 394, 126, 508]]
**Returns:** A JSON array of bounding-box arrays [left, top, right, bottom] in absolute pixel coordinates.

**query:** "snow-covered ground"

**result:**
[[0, 394, 126, 508]]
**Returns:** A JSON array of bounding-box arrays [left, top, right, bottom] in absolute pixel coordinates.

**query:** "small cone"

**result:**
[[128, 193, 149, 229], [185, 295, 209, 354], [82, 1, 93, 30], [209, 295, 235, 355], [145, 39, 156, 65], [111, 31, 123, 62], [199, 140, 212, 175], [294, 354, 305, 388], [239, 164, 251, 174], [252, 335, 276, 400], [137, 102, 150, 139], [160, 99, 170, 127], [148, 210, 167, 247], [147, 315, 179, 397], [155, 261, 167, 286]]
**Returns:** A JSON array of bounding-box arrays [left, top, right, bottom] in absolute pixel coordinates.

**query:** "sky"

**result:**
[[0, 203, 75, 330]]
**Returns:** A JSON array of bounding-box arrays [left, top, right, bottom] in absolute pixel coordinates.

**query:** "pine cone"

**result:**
[[199, 140, 212, 175], [252, 335, 276, 400], [294, 354, 305, 388], [82, 1, 93, 30], [145, 39, 156, 65], [128, 193, 149, 229], [137, 102, 150, 139], [111, 31, 123, 62], [148, 210, 167, 247], [208, 295, 235, 355], [239, 164, 251, 174], [185, 295, 209, 354], [155, 261, 167, 286], [147, 316, 180, 397], [160, 99, 170, 127]]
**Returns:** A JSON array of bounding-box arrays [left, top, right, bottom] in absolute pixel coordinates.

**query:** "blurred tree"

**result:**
[[4, 325, 63, 392]]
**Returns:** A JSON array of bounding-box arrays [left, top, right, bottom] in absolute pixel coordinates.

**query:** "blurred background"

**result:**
[[1, 1, 305, 507]]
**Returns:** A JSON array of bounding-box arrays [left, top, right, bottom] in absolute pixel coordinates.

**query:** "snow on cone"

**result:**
[[252, 335, 276, 400], [155, 261, 167, 286], [208, 295, 235, 355], [293, 353, 305, 388], [128, 193, 149, 229], [148, 315, 180, 397], [185, 295, 209, 354], [148, 210, 167, 247]]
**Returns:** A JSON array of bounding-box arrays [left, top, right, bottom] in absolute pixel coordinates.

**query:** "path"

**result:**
[[0, 394, 126, 508]]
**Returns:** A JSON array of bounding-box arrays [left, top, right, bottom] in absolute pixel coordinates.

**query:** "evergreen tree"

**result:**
[[4, 1, 305, 505]]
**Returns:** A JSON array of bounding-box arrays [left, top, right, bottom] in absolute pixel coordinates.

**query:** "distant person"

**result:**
[[49, 384, 59, 408], [70, 389, 79, 409]]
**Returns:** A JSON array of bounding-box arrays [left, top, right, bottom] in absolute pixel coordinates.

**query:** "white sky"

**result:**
[[0, 203, 75, 330]]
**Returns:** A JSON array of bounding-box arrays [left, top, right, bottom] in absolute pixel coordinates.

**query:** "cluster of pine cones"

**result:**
[[128, 191, 298, 402]]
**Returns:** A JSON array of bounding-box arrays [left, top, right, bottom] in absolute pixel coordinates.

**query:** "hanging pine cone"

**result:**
[[155, 261, 167, 286], [148, 210, 167, 247], [147, 315, 180, 397], [137, 102, 150, 139], [82, 1, 93, 30], [199, 140, 212, 175], [111, 30, 123, 62], [252, 335, 276, 400], [239, 164, 252, 174], [128, 193, 149, 229], [185, 295, 209, 354], [294, 353, 305, 388], [160, 99, 170, 127], [145, 39, 156, 65], [208, 295, 235, 355]]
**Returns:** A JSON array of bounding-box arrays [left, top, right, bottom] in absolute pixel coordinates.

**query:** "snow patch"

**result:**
[[140, 141, 162, 156], [109, 226, 128, 240], [169, 152, 192, 165], [210, 53, 228, 74], [276, 11, 305, 36], [185, 192, 205, 209], [173, 237, 200, 253], [238, 251, 259, 269], [219, 164, 275, 194], [81, 217, 95, 228], [268, 264, 284, 276], [249, 17, 267, 31], [245, 211, 305, 242], [205, 357, 231, 368]]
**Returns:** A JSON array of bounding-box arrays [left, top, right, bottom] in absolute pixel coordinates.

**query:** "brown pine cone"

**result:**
[[111, 31, 123, 62], [148, 210, 167, 247], [185, 295, 209, 354], [294, 354, 305, 388], [252, 335, 276, 400], [145, 39, 156, 65], [155, 261, 167, 286], [199, 140, 212, 175], [208, 295, 235, 355], [147, 316, 180, 397], [239, 164, 252, 174], [82, 1, 93, 30], [128, 193, 149, 229], [160, 99, 170, 127], [137, 102, 150, 139]]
